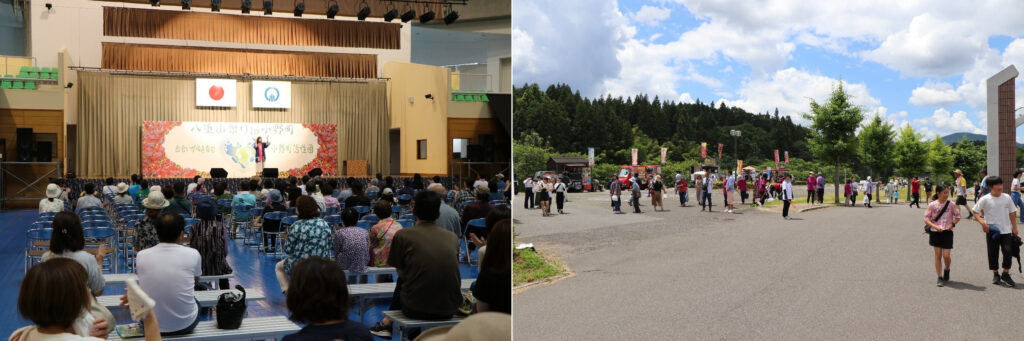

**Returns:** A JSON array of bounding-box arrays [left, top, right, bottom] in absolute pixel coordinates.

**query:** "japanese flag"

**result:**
[[196, 78, 237, 107]]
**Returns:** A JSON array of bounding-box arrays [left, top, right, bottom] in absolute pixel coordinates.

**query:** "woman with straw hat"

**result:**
[[135, 191, 171, 252], [39, 183, 64, 213], [112, 182, 134, 205]]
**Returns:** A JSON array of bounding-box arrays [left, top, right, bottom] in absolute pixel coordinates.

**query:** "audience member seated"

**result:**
[[473, 175, 488, 190], [282, 257, 373, 341], [472, 205, 511, 264], [261, 179, 275, 199], [252, 179, 267, 202], [383, 176, 395, 192], [429, 183, 463, 238], [162, 182, 192, 216], [136, 179, 151, 204], [129, 174, 142, 199], [76, 183, 103, 211], [113, 183, 134, 205], [397, 179, 416, 198], [327, 179, 341, 198], [379, 188, 395, 205], [287, 186, 303, 209], [460, 186, 494, 249], [55, 178, 71, 203], [187, 178, 208, 206], [452, 179, 475, 208], [137, 213, 202, 336], [12, 258, 162, 340], [231, 181, 256, 209], [101, 177, 118, 197], [136, 191, 169, 252], [42, 212, 116, 335], [262, 189, 287, 252], [473, 219, 511, 314], [411, 173, 425, 190], [369, 200, 401, 271], [213, 182, 233, 219], [321, 184, 340, 209], [298, 176, 310, 195], [370, 191, 462, 338], [344, 181, 372, 209], [308, 182, 327, 212], [367, 179, 380, 194], [275, 196, 332, 294], [333, 208, 370, 277], [191, 195, 233, 289], [39, 184, 64, 213], [186, 175, 201, 195]]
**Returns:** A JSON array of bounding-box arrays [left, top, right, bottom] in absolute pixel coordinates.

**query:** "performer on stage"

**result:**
[[254, 136, 270, 176]]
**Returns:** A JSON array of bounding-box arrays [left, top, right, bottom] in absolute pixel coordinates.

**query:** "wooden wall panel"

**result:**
[[0, 109, 65, 208], [104, 7, 401, 50], [102, 43, 377, 78]]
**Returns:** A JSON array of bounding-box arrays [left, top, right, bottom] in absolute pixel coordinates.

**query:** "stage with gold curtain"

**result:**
[[75, 71, 389, 178]]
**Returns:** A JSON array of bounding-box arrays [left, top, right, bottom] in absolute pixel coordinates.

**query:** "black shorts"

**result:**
[[929, 230, 954, 249], [955, 196, 967, 205]]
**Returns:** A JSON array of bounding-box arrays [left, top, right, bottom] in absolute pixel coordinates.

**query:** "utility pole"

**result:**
[[730, 130, 741, 170]]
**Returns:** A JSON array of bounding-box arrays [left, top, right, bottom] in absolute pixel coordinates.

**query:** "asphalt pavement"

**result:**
[[513, 189, 1024, 340]]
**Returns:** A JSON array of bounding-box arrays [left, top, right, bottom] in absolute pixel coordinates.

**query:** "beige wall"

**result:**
[[448, 101, 491, 119], [384, 62, 449, 175], [0, 87, 64, 110]]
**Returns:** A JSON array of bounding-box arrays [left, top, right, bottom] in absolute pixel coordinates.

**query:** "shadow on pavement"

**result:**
[[943, 281, 987, 291]]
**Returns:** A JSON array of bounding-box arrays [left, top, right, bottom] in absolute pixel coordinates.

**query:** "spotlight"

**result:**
[[45, 3, 52, 10], [241, 0, 251, 13], [263, 0, 273, 15], [419, 10, 435, 23], [181, 0, 191, 10], [444, 6, 458, 25], [425, 94, 433, 100], [356, 0, 370, 21], [383, 8, 398, 22], [293, 0, 304, 16], [400, 8, 415, 22], [149, 0, 159, 7], [211, 0, 221, 11], [65, 82, 73, 89], [325, 0, 338, 19]]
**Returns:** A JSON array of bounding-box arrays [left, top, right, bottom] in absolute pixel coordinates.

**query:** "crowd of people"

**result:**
[[18, 172, 512, 340]]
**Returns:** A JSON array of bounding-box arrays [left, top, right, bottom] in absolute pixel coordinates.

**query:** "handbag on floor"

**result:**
[[216, 285, 247, 329]]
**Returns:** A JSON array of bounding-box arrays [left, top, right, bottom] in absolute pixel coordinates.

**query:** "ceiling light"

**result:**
[[326, 0, 338, 18], [419, 9, 435, 23], [400, 8, 415, 22], [383, 8, 398, 22], [211, 0, 221, 11], [444, 5, 458, 25], [293, 0, 304, 16], [241, 0, 251, 13], [149, 0, 159, 6], [263, 0, 273, 15], [356, 1, 370, 21], [181, 0, 191, 10]]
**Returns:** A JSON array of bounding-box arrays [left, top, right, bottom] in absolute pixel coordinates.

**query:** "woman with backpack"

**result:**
[[925, 185, 959, 287], [650, 175, 666, 211], [192, 194, 233, 289]]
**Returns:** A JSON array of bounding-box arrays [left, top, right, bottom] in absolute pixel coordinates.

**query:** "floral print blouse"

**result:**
[[369, 218, 402, 268], [333, 227, 370, 274], [282, 217, 333, 275], [134, 216, 159, 252]]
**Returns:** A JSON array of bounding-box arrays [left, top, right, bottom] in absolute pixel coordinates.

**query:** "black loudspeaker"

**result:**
[[307, 168, 323, 178], [210, 168, 228, 178], [16, 128, 33, 162], [262, 168, 279, 178], [478, 134, 495, 162], [36, 142, 52, 162], [466, 145, 484, 161]]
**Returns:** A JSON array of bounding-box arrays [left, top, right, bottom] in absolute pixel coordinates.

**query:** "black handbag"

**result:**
[[924, 201, 950, 234], [216, 285, 247, 329]]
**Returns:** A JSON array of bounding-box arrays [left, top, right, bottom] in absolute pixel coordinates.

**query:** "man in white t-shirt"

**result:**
[[137, 213, 202, 335], [971, 176, 1019, 287]]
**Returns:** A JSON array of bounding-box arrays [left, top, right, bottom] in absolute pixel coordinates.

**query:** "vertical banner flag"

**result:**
[[587, 148, 595, 167], [252, 80, 292, 109], [196, 78, 237, 107], [631, 148, 638, 166], [700, 142, 707, 158], [660, 148, 668, 165], [784, 151, 790, 164], [774, 149, 780, 163], [717, 143, 724, 160], [737, 160, 743, 174]]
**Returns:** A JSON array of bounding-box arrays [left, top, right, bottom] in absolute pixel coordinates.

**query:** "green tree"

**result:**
[[952, 137, 986, 183], [803, 81, 864, 204], [928, 136, 954, 184], [893, 125, 929, 178], [857, 113, 896, 202]]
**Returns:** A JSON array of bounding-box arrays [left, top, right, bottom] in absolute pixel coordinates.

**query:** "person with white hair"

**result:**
[[864, 176, 877, 208], [429, 183, 463, 238]]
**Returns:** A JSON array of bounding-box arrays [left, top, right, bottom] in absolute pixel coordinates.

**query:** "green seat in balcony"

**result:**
[[1, 80, 11, 89], [31, 66, 40, 73], [12, 81, 24, 89], [51, 70, 59, 80], [19, 66, 30, 74], [479, 94, 489, 102], [24, 81, 35, 90], [39, 72, 50, 79]]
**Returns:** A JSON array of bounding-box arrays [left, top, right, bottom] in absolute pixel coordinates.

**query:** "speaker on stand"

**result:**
[[16, 128, 33, 162]]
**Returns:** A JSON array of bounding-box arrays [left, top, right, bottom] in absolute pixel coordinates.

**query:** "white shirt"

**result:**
[[973, 193, 1018, 234], [102, 185, 118, 197], [8, 327, 102, 341], [113, 194, 134, 205], [298, 185, 307, 195], [311, 192, 327, 212], [1013, 178, 1021, 192], [782, 180, 793, 200], [473, 180, 489, 189], [523, 179, 534, 188], [186, 183, 198, 194], [76, 195, 103, 210], [38, 198, 64, 213], [137, 243, 202, 332]]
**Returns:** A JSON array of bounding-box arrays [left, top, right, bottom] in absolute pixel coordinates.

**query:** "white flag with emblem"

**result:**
[[252, 80, 292, 109]]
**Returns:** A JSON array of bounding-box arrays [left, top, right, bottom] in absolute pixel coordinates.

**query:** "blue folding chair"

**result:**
[[324, 206, 339, 216], [462, 218, 488, 264], [231, 204, 253, 240], [396, 219, 415, 228], [360, 215, 380, 224], [262, 211, 287, 256], [324, 215, 343, 228], [356, 221, 373, 229], [353, 205, 370, 216]]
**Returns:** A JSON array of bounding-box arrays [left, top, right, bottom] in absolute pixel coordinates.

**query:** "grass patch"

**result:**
[[514, 247, 562, 286]]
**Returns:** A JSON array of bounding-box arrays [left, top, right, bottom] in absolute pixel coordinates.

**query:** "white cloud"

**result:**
[[678, 92, 694, 103], [864, 14, 986, 78], [723, 68, 880, 124], [632, 5, 671, 25], [912, 108, 984, 137], [909, 81, 962, 107]]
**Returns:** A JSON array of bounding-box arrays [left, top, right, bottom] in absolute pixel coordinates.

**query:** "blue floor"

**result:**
[[0, 209, 478, 339]]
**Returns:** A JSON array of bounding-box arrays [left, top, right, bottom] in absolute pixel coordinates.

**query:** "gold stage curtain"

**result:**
[[102, 43, 377, 78], [76, 71, 390, 177], [103, 7, 401, 50]]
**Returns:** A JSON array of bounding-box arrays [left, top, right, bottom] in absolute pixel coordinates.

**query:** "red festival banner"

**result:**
[[631, 148, 638, 166], [141, 121, 338, 178], [717, 143, 724, 159], [660, 147, 668, 165], [774, 149, 780, 163], [784, 151, 790, 164], [700, 142, 707, 158]]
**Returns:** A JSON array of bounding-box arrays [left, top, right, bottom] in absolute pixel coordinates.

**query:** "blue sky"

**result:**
[[513, 0, 1024, 140]]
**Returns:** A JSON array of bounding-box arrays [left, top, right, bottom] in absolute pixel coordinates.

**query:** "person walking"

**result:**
[[864, 177, 876, 208], [696, 174, 706, 211], [702, 174, 714, 212], [979, 170, 991, 198], [815, 172, 826, 204], [925, 185, 959, 287], [609, 176, 623, 214], [806, 172, 817, 204], [631, 174, 643, 214], [843, 179, 852, 206], [554, 177, 567, 214], [924, 177, 934, 202], [650, 175, 666, 212], [757, 174, 768, 206], [971, 176, 1019, 287], [676, 174, 689, 207], [1011, 171, 1024, 223], [954, 170, 970, 219], [738, 175, 749, 205], [910, 176, 921, 208], [522, 176, 535, 209], [849, 178, 859, 207], [724, 171, 736, 213], [782, 175, 794, 219], [537, 177, 553, 217]]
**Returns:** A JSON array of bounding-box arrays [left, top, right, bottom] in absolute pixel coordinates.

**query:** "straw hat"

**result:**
[[116, 182, 129, 194], [268, 189, 283, 203], [954, 169, 962, 175], [45, 184, 61, 198], [475, 185, 490, 196], [414, 312, 510, 341], [142, 191, 170, 210]]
